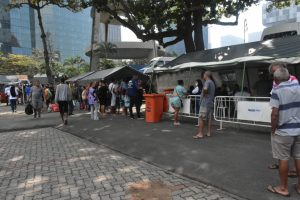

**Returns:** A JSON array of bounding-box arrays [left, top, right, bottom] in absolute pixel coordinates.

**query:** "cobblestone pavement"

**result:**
[[0, 128, 244, 200]]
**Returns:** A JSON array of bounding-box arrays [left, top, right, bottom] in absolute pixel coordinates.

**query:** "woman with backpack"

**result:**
[[7, 85, 18, 113]]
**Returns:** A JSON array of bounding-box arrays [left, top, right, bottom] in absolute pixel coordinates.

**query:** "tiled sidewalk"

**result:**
[[0, 128, 244, 200]]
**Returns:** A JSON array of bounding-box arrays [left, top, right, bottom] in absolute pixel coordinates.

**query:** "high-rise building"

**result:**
[[262, 2, 300, 26], [0, 3, 35, 55], [0, 3, 92, 61], [35, 6, 92, 61]]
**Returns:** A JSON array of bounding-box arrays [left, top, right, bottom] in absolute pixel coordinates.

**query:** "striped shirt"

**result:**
[[270, 81, 300, 136]]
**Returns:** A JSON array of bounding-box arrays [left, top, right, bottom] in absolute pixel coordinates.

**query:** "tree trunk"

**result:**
[[36, 8, 53, 84], [183, 13, 195, 53], [193, 8, 205, 51]]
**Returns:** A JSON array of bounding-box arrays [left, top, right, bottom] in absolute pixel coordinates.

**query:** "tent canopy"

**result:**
[[157, 35, 300, 72], [66, 71, 96, 83], [79, 66, 148, 84]]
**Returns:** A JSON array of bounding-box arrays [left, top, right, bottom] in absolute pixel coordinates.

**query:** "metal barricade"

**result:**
[[166, 94, 201, 119], [214, 96, 271, 129]]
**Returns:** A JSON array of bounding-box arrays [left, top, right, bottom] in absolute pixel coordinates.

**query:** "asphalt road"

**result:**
[[1, 104, 299, 200]]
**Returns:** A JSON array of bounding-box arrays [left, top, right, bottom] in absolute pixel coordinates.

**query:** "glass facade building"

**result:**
[[35, 6, 92, 61], [0, 2, 34, 55], [0, 3, 92, 61], [262, 3, 300, 26]]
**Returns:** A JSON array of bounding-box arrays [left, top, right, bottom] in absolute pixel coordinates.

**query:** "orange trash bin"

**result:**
[[143, 94, 165, 123]]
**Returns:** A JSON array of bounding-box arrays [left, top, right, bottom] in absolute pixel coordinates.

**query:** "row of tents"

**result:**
[[66, 66, 148, 85]]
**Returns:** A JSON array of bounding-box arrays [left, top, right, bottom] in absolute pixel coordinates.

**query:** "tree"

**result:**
[[0, 51, 41, 75], [87, 0, 260, 53], [6, 0, 82, 84], [96, 42, 117, 58], [98, 59, 116, 70], [63, 56, 90, 77]]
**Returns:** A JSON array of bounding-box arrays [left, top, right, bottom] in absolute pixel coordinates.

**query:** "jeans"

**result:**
[[129, 96, 141, 118], [10, 99, 17, 112]]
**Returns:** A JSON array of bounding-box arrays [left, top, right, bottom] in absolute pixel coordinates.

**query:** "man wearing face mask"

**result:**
[[192, 80, 203, 115]]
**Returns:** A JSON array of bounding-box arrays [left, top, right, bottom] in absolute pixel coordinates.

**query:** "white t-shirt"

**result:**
[[6, 87, 18, 100]]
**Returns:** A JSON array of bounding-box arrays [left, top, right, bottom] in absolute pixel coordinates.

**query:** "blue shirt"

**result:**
[[25, 86, 31, 95], [127, 79, 137, 96]]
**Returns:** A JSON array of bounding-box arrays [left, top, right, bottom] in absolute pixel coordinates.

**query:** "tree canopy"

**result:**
[[265, 0, 300, 11], [0, 52, 41, 75], [6, 0, 84, 84], [87, 0, 260, 53]]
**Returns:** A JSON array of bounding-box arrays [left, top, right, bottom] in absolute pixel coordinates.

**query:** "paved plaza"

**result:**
[[0, 127, 243, 200]]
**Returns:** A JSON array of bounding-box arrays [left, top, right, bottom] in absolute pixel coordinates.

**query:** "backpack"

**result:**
[[10, 87, 16, 97], [25, 103, 33, 115]]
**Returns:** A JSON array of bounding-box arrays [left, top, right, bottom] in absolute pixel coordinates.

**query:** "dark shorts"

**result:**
[[58, 101, 68, 114]]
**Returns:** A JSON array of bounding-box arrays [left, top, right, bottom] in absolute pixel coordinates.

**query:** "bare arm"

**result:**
[[271, 107, 279, 135]]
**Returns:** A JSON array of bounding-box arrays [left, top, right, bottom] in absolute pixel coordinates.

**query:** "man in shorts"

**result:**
[[193, 71, 215, 139], [267, 67, 300, 197]]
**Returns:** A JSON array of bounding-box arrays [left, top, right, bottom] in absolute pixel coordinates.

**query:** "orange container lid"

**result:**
[[143, 94, 165, 97]]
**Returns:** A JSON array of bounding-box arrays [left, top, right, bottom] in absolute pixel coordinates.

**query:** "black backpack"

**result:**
[[10, 87, 16, 97], [25, 103, 33, 115]]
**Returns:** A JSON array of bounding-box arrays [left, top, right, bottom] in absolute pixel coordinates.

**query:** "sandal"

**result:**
[[267, 185, 290, 197], [268, 164, 279, 169], [193, 135, 204, 139], [295, 184, 300, 195]]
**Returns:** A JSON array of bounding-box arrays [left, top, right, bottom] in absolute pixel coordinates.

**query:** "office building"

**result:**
[[35, 6, 92, 61], [0, 2, 35, 55], [262, 2, 300, 26], [0, 3, 92, 61]]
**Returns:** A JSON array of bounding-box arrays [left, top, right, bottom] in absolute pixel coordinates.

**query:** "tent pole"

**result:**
[[188, 67, 192, 87], [241, 62, 246, 94]]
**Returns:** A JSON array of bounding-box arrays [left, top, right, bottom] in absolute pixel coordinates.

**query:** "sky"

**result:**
[[120, 1, 267, 49]]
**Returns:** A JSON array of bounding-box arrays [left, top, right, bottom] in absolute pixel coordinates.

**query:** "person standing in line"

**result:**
[[81, 86, 88, 110], [120, 78, 129, 116], [136, 80, 144, 119], [30, 81, 44, 118], [7, 85, 18, 113], [193, 71, 215, 139], [97, 81, 108, 116], [88, 82, 98, 120], [267, 67, 300, 197], [128, 75, 141, 119], [268, 63, 299, 177], [109, 79, 118, 114], [44, 84, 52, 111], [170, 80, 187, 125], [192, 79, 203, 115], [55, 76, 71, 125]]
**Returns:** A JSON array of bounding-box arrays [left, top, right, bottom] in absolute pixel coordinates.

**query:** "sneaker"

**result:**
[[174, 122, 181, 126]]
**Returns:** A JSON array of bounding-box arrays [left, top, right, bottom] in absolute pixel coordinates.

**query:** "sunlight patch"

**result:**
[[118, 166, 138, 173], [8, 155, 24, 162]]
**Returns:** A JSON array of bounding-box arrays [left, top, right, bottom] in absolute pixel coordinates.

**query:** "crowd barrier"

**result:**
[[214, 96, 271, 129], [166, 95, 272, 129], [166, 94, 202, 119]]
